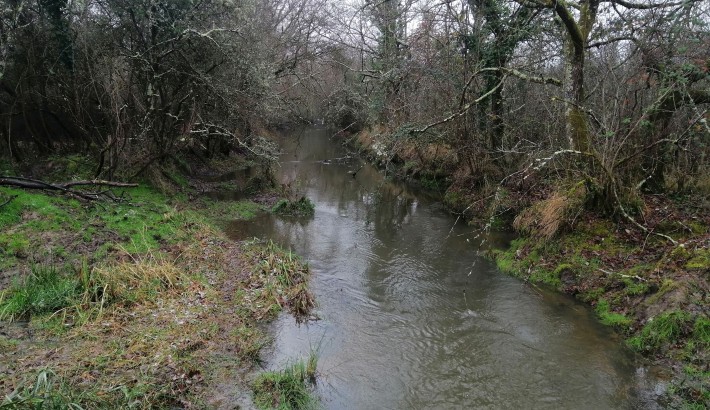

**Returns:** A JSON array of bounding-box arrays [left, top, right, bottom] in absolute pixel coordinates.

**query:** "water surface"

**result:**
[[225, 127, 663, 409]]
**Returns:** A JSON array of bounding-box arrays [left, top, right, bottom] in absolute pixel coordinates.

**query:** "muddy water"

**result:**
[[225, 127, 664, 409]]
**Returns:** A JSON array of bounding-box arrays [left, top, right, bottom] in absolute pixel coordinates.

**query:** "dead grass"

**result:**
[[514, 184, 586, 239], [1, 212, 314, 408], [94, 251, 187, 305]]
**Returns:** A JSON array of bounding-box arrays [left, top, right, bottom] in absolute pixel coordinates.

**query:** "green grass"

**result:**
[[692, 316, 710, 349], [241, 240, 314, 321], [0, 368, 86, 409], [628, 311, 691, 352], [595, 299, 632, 328], [252, 354, 318, 410], [272, 197, 315, 217], [0, 264, 83, 321], [203, 199, 264, 220], [686, 248, 709, 270], [0, 367, 167, 409]]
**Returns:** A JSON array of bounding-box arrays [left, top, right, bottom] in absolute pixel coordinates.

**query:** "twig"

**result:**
[[598, 268, 646, 282], [0, 194, 17, 208]]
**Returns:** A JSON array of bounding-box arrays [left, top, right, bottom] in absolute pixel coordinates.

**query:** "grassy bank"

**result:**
[[347, 127, 709, 408], [490, 209, 709, 408], [0, 162, 317, 408]]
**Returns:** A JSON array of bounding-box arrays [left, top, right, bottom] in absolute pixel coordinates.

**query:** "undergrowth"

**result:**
[[0, 179, 316, 407]]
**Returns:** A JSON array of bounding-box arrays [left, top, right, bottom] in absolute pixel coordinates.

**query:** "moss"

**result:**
[[670, 244, 691, 261], [622, 277, 650, 296], [685, 249, 709, 270], [0, 335, 19, 353], [204, 200, 263, 220], [595, 299, 632, 328], [686, 221, 708, 235], [493, 249, 516, 273], [579, 287, 605, 303], [530, 268, 561, 288], [443, 189, 467, 211], [646, 279, 680, 305]]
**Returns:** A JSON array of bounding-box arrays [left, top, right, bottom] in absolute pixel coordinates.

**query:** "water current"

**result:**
[[224, 127, 664, 409]]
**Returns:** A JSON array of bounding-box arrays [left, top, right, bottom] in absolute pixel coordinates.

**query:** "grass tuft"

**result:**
[[595, 299, 631, 328], [242, 240, 315, 322], [93, 251, 186, 306], [272, 197, 315, 217], [628, 311, 691, 352], [0, 264, 82, 321], [252, 353, 319, 410]]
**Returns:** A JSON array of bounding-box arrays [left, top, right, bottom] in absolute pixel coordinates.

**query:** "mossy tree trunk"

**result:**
[[554, 0, 598, 154]]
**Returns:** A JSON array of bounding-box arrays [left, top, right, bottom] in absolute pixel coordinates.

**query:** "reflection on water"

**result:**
[[224, 127, 664, 409]]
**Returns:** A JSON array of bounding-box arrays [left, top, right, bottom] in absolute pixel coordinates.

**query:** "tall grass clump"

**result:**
[[93, 251, 186, 306], [0, 264, 82, 321], [252, 353, 318, 410], [246, 240, 315, 321]]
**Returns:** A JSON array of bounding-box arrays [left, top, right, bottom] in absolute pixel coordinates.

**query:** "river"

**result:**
[[225, 127, 664, 409]]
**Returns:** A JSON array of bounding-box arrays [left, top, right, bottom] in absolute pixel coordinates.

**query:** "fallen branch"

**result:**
[[0, 176, 138, 201]]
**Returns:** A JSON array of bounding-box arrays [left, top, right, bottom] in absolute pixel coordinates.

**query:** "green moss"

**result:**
[[530, 268, 561, 288], [443, 189, 466, 211], [493, 249, 516, 274], [646, 279, 679, 305], [670, 245, 691, 261], [0, 335, 19, 353], [595, 299, 632, 328], [163, 168, 190, 188], [686, 249, 709, 270], [622, 277, 650, 296], [220, 200, 263, 220], [418, 173, 444, 191], [686, 221, 708, 235]]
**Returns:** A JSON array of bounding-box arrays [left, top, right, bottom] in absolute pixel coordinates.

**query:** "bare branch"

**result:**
[[411, 77, 507, 135]]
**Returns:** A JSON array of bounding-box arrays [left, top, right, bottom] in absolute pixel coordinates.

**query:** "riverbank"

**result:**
[[346, 126, 709, 408], [0, 156, 315, 408]]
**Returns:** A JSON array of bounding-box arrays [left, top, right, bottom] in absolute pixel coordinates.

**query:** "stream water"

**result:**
[[224, 127, 664, 409]]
